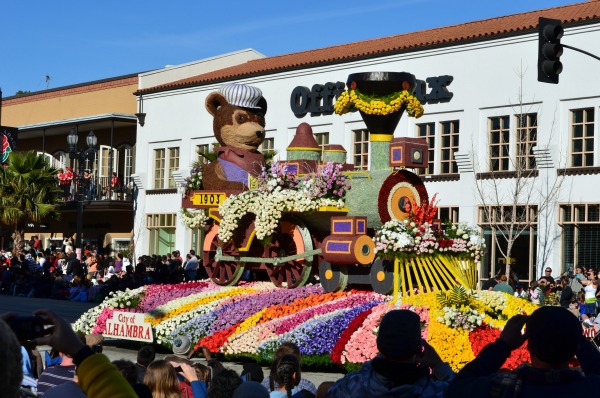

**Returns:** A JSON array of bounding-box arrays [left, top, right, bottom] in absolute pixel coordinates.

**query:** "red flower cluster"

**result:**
[[469, 325, 530, 370], [330, 307, 374, 365], [406, 193, 439, 225], [196, 323, 240, 353]]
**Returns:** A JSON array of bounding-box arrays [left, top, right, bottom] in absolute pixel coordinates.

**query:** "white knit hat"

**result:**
[[219, 83, 263, 109], [172, 335, 192, 357]]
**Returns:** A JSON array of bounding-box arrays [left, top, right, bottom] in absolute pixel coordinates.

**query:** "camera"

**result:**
[[7, 316, 46, 342]]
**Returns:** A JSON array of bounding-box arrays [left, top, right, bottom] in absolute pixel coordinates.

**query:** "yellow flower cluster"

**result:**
[[333, 89, 424, 118], [428, 320, 475, 371]]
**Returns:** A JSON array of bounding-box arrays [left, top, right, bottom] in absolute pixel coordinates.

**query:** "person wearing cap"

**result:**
[[172, 334, 194, 359], [448, 307, 600, 398], [326, 309, 454, 398]]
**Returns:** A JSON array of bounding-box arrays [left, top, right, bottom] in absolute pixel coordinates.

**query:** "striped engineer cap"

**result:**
[[219, 83, 263, 109]]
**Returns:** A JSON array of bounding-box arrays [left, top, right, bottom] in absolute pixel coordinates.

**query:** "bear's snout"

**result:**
[[256, 131, 265, 139]]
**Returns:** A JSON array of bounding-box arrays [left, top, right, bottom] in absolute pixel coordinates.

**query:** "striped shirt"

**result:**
[[36, 365, 76, 396]]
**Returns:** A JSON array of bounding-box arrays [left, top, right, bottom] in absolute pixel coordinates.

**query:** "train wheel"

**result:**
[[202, 224, 245, 286], [264, 218, 313, 288], [318, 260, 348, 292], [369, 258, 395, 295]]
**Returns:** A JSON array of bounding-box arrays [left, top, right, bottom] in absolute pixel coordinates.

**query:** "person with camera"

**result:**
[[448, 306, 600, 398], [30, 309, 137, 397]]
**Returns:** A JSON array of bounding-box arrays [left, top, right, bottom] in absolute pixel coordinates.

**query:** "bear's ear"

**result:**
[[256, 97, 268, 116], [206, 92, 228, 116]]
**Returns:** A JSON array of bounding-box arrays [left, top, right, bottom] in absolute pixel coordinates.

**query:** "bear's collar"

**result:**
[[216, 147, 264, 176]]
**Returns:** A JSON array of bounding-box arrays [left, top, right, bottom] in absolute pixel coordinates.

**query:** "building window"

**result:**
[[560, 203, 600, 270], [437, 206, 459, 223], [261, 138, 274, 152], [515, 114, 537, 170], [153, 147, 179, 189], [196, 144, 211, 163], [571, 108, 594, 167], [489, 116, 510, 171], [314, 132, 329, 160], [478, 205, 538, 283], [416, 123, 435, 175], [440, 120, 459, 174], [147, 213, 177, 255], [353, 129, 369, 170], [153, 149, 166, 189], [168, 147, 180, 188]]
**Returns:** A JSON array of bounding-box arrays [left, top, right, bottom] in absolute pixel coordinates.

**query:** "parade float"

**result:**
[[75, 75, 542, 372], [180, 73, 482, 297]]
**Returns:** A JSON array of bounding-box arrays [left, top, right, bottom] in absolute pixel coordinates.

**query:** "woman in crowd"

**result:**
[[581, 269, 598, 317], [270, 354, 301, 398], [144, 360, 183, 398]]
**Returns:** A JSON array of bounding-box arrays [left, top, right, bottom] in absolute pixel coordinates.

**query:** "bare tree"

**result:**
[[472, 68, 567, 279]]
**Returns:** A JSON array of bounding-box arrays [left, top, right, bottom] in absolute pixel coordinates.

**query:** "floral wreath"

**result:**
[[334, 84, 424, 118], [181, 208, 208, 229]]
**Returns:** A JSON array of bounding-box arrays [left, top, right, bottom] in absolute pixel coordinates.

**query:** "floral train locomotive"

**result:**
[[181, 73, 485, 295]]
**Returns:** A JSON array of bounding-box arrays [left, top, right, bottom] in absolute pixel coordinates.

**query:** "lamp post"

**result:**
[[67, 127, 98, 249]]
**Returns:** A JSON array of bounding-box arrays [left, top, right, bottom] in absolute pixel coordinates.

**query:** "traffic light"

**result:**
[[538, 17, 564, 84]]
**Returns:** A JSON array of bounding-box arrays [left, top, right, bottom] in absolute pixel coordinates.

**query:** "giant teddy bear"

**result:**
[[203, 83, 267, 191]]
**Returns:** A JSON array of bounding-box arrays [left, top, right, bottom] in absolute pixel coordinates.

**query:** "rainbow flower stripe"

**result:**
[[74, 281, 540, 371]]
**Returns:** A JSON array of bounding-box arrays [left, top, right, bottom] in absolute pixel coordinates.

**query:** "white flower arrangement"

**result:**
[[181, 208, 209, 229], [217, 163, 348, 243], [373, 219, 486, 261], [437, 306, 483, 331]]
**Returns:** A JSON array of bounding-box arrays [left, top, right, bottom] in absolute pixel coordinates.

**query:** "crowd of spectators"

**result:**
[[5, 305, 600, 398], [0, 238, 207, 303], [482, 265, 600, 319]]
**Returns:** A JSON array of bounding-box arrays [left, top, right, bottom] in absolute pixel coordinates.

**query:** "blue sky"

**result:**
[[0, 0, 575, 98]]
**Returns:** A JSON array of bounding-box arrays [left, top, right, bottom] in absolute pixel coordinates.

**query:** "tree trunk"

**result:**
[[11, 227, 25, 257]]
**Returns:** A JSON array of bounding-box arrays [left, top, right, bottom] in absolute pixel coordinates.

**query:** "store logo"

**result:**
[[290, 75, 454, 117]]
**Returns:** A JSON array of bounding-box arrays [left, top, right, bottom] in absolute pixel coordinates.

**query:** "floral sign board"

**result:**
[[103, 312, 153, 342]]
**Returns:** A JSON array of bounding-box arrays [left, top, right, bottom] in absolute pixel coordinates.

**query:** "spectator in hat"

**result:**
[[326, 310, 453, 398], [448, 306, 600, 398], [172, 335, 194, 359]]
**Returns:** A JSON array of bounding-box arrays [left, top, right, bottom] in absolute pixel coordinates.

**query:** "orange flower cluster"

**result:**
[[259, 291, 348, 322], [406, 193, 439, 225]]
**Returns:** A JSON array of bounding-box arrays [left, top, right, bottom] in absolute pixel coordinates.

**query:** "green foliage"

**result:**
[[436, 285, 472, 309], [0, 151, 61, 254]]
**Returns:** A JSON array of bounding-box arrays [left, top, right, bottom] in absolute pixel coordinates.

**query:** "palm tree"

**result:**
[[0, 151, 61, 255]]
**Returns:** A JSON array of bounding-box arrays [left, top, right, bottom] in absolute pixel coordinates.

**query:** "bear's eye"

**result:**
[[237, 114, 246, 123]]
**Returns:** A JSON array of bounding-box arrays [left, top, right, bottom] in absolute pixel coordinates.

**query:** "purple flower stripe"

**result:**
[[210, 285, 324, 333], [273, 294, 385, 335]]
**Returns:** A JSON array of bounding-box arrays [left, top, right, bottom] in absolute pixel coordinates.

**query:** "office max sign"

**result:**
[[289, 75, 454, 117]]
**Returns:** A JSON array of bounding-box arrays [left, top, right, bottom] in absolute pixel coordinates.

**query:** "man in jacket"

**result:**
[[327, 310, 454, 398], [448, 306, 600, 398]]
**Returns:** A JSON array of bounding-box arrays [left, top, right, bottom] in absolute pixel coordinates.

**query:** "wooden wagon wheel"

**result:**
[[318, 260, 348, 293], [264, 218, 313, 288], [202, 223, 245, 286]]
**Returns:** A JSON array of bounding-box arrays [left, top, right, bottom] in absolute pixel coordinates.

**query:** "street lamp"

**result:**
[[68, 127, 98, 249]]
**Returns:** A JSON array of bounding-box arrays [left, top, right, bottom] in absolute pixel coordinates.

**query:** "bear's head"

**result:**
[[205, 84, 268, 152]]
